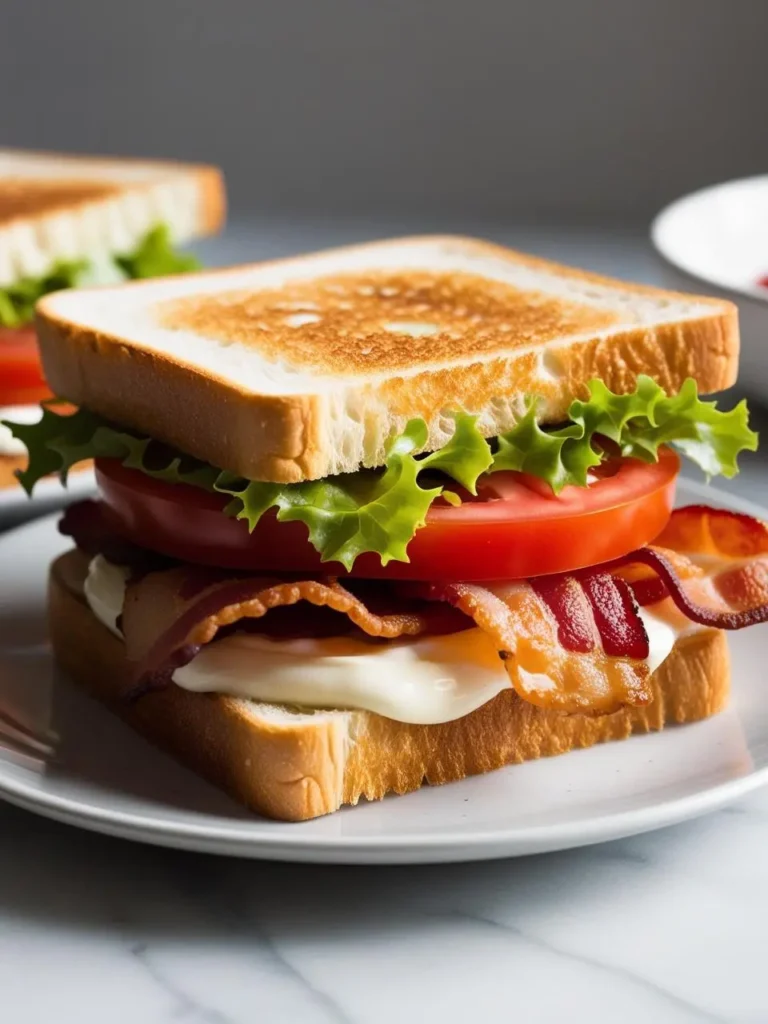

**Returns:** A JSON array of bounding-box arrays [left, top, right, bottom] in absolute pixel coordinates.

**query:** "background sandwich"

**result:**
[[8, 236, 768, 821], [0, 149, 225, 487]]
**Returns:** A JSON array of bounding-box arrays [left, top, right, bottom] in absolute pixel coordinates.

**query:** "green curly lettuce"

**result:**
[[493, 376, 758, 491], [0, 226, 200, 327], [215, 416, 493, 569], [0, 261, 90, 328], [6, 407, 492, 570], [114, 224, 201, 280], [2, 377, 758, 569]]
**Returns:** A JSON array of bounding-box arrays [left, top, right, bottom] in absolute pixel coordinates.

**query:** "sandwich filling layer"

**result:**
[[83, 553, 679, 724]]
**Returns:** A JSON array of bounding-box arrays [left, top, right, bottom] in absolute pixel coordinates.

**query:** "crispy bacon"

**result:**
[[615, 547, 768, 630], [613, 506, 768, 631], [578, 573, 649, 659], [529, 575, 596, 653], [120, 569, 474, 694], [59, 499, 172, 575], [655, 505, 768, 558], [418, 578, 654, 715], [69, 502, 768, 718]]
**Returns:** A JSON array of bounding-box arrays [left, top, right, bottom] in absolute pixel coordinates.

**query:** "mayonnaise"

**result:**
[[637, 606, 677, 674], [84, 555, 130, 638], [83, 555, 683, 725]]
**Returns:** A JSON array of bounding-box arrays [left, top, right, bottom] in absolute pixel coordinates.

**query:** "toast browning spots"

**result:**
[[159, 271, 621, 374]]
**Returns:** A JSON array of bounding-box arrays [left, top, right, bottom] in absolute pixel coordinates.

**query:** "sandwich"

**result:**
[[6, 235, 768, 822], [0, 148, 225, 487]]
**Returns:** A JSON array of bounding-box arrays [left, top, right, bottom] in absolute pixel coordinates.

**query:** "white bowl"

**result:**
[[651, 176, 768, 400]]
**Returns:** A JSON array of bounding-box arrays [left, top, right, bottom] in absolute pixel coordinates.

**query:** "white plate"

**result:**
[[650, 175, 768, 400], [0, 468, 96, 530], [0, 478, 767, 864]]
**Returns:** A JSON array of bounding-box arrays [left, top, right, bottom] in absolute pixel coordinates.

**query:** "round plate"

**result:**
[[650, 175, 768, 399], [0, 478, 766, 864], [0, 467, 96, 530]]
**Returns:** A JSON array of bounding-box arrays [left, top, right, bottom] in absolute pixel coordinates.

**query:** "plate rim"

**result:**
[[0, 474, 766, 862], [650, 172, 768, 306]]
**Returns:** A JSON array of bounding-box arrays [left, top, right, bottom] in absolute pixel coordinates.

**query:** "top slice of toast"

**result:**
[[0, 149, 225, 286], [36, 235, 738, 483]]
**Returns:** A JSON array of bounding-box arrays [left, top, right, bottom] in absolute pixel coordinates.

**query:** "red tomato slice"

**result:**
[[95, 449, 680, 581], [0, 326, 52, 405]]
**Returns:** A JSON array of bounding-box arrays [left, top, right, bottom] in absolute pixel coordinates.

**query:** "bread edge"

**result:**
[[0, 150, 226, 237], [48, 550, 731, 822], [35, 235, 739, 483]]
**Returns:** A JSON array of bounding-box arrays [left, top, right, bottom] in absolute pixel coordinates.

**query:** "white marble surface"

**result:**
[[2, 220, 768, 1024], [1, 796, 768, 1023]]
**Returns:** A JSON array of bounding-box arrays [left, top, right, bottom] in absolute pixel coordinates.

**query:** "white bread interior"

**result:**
[[0, 149, 225, 287], [49, 550, 731, 822], [37, 236, 738, 483]]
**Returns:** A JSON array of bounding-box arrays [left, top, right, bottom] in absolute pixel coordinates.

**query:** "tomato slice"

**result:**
[[0, 326, 52, 405], [95, 449, 680, 581]]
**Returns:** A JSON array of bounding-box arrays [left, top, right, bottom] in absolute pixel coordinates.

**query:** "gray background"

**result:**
[[3, 0, 768, 223]]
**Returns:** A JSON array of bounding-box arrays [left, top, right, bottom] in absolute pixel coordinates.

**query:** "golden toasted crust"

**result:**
[[0, 150, 226, 235], [194, 164, 227, 236], [0, 180, 120, 225], [49, 551, 731, 822], [0, 456, 92, 489], [36, 236, 739, 484]]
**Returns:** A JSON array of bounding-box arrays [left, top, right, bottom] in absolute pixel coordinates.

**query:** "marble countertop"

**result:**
[[2, 221, 768, 1024]]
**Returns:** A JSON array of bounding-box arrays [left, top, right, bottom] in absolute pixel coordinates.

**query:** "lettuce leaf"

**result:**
[[0, 261, 89, 328], [2, 377, 758, 568], [493, 375, 758, 492], [215, 416, 493, 568], [10, 405, 219, 496], [114, 224, 201, 280], [0, 226, 200, 328], [6, 408, 491, 570]]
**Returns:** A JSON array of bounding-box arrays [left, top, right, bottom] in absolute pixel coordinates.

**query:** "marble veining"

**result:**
[[1, 793, 768, 1023]]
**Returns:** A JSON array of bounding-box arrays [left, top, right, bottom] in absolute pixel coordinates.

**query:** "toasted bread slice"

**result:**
[[49, 550, 730, 822], [37, 236, 738, 484], [0, 149, 225, 287]]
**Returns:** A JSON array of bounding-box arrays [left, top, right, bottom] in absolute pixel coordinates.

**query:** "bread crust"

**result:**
[[36, 236, 739, 483], [48, 550, 731, 821]]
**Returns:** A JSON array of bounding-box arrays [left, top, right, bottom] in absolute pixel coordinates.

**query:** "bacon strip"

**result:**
[[616, 547, 768, 630], [121, 569, 473, 692], [613, 506, 768, 630], [59, 499, 167, 572], [83, 502, 768, 718], [529, 575, 596, 653], [655, 504, 768, 558], [370, 576, 654, 715], [579, 573, 649, 659]]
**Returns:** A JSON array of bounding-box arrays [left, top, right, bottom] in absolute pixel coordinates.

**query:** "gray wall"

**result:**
[[3, 0, 767, 222]]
